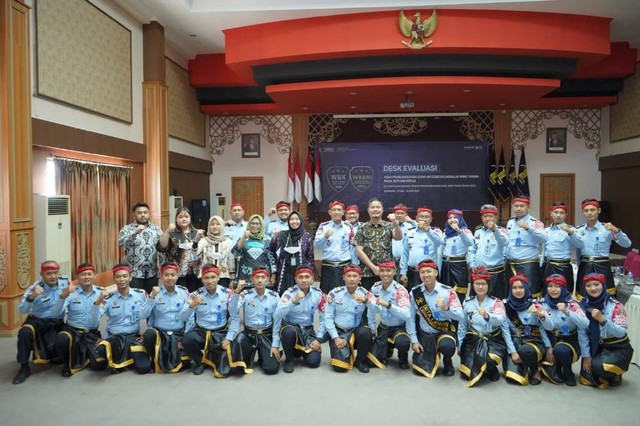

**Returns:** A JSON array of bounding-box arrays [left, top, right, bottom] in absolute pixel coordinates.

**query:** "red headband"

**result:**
[[480, 207, 498, 215], [509, 274, 529, 286], [343, 266, 362, 275], [276, 202, 290, 210], [472, 267, 491, 282], [448, 209, 463, 217], [393, 204, 408, 213], [416, 207, 432, 215], [512, 197, 530, 206], [546, 274, 567, 287], [112, 265, 132, 274], [230, 202, 244, 210], [549, 205, 567, 213], [581, 200, 600, 210], [41, 263, 60, 272], [329, 201, 345, 210], [201, 265, 220, 276], [583, 273, 605, 284], [252, 268, 269, 278], [345, 205, 359, 213], [378, 260, 396, 270], [418, 260, 438, 272], [75, 265, 95, 275], [294, 267, 314, 277], [161, 264, 179, 273]]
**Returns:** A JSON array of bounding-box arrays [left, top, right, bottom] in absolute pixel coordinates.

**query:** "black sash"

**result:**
[[412, 287, 456, 333], [505, 307, 541, 338]]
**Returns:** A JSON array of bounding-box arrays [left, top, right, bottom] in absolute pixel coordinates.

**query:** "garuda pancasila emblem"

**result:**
[[399, 10, 437, 49]]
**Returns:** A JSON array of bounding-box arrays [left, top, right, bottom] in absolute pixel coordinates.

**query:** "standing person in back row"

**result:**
[[355, 198, 403, 290], [505, 196, 546, 298], [314, 201, 354, 294], [118, 201, 163, 294], [575, 199, 631, 297]]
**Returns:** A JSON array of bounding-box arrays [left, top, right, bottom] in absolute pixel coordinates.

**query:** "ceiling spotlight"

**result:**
[[349, 92, 357, 95], [449, 104, 456, 108], [400, 92, 414, 109]]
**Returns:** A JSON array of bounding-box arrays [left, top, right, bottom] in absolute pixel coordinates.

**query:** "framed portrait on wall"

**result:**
[[241, 134, 261, 158], [546, 128, 567, 153]]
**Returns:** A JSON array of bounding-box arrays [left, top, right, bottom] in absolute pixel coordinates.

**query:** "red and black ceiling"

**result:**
[[189, 9, 637, 116]]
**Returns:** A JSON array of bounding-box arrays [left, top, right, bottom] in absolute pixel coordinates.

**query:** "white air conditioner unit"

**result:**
[[33, 194, 71, 278], [169, 195, 183, 222], [216, 195, 226, 219]]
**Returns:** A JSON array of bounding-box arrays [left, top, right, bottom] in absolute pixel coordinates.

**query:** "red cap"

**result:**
[[509, 274, 529, 286], [512, 197, 531, 206], [345, 205, 359, 213], [583, 273, 605, 284], [112, 265, 132, 274], [549, 204, 567, 213], [230, 202, 244, 210], [328, 200, 345, 210], [377, 260, 396, 270], [546, 274, 567, 287], [294, 267, 314, 277], [41, 262, 61, 272], [416, 207, 432, 215], [201, 265, 220, 276], [393, 204, 408, 213], [252, 268, 269, 278], [480, 207, 498, 215], [447, 209, 463, 217], [417, 260, 438, 272], [343, 266, 362, 275], [75, 265, 95, 275], [472, 267, 491, 282], [160, 263, 179, 273], [581, 200, 600, 210], [276, 202, 290, 209]]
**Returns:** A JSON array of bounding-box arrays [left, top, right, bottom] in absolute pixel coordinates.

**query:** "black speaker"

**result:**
[[598, 200, 611, 223], [191, 199, 209, 230]]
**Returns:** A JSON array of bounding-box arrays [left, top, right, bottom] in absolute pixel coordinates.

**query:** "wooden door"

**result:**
[[232, 177, 264, 218], [540, 174, 575, 226]]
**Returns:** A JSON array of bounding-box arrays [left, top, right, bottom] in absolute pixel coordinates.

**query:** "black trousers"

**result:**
[[280, 326, 321, 368], [320, 264, 347, 294], [130, 277, 159, 295]]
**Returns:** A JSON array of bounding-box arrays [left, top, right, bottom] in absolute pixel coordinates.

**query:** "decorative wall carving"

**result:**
[[0, 234, 6, 292], [511, 109, 601, 152], [16, 233, 31, 289], [372, 117, 429, 136], [209, 115, 292, 163], [455, 111, 495, 142], [308, 115, 347, 146], [166, 58, 205, 146], [611, 68, 640, 142]]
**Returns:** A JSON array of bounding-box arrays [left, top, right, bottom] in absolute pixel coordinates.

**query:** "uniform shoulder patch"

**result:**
[[177, 285, 188, 291], [576, 224, 586, 229], [267, 289, 279, 297], [310, 286, 321, 292], [132, 288, 145, 293], [475, 224, 483, 231]]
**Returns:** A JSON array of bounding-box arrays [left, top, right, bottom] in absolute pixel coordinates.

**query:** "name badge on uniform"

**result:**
[[341, 238, 349, 250], [515, 237, 522, 247], [484, 244, 490, 256], [423, 245, 429, 255], [216, 305, 223, 323], [451, 246, 457, 255], [290, 257, 297, 267], [524, 325, 531, 336], [560, 316, 569, 336]]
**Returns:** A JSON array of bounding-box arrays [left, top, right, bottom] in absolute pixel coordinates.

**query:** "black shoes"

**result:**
[[12, 365, 31, 384], [283, 360, 295, 374], [443, 358, 455, 376], [398, 360, 410, 370], [61, 367, 72, 378], [488, 369, 500, 382], [356, 360, 370, 373], [192, 364, 205, 375], [609, 375, 622, 387], [565, 374, 577, 387]]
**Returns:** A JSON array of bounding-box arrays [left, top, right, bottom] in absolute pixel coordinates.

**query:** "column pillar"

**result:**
[[143, 21, 169, 229], [291, 114, 310, 217], [0, 0, 34, 336]]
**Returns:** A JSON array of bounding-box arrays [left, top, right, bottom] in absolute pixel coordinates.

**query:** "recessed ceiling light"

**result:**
[[349, 92, 357, 96], [449, 104, 455, 108], [302, 107, 308, 110], [350, 106, 357, 109], [463, 89, 471, 93], [406, 91, 413, 95], [499, 103, 506, 106]]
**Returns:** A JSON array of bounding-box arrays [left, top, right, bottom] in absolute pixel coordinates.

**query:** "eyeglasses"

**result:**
[[474, 282, 489, 286]]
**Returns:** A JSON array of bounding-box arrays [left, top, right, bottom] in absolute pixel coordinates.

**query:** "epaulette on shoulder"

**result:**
[[441, 284, 452, 290], [576, 224, 586, 229], [331, 286, 345, 293], [475, 224, 483, 231], [267, 289, 279, 297], [243, 288, 255, 295], [509, 216, 516, 221], [310, 286, 321, 292], [104, 292, 116, 300], [177, 285, 188, 292], [197, 287, 205, 294], [393, 282, 404, 290], [132, 288, 145, 293]]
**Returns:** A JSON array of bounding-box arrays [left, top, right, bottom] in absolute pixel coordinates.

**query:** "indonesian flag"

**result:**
[[304, 152, 314, 203], [286, 150, 295, 203], [294, 150, 302, 203], [314, 149, 322, 202]]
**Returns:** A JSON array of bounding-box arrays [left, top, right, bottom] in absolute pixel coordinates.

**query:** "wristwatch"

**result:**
[[385, 302, 392, 310]]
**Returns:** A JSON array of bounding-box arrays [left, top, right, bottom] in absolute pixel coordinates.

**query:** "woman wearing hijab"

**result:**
[[578, 273, 634, 389], [157, 207, 204, 292], [458, 267, 507, 387], [270, 211, 315, 295], [197, 215, 235, 288], [501, 274, 551, 386], [533, 274, 589, 386], [233, 214, 276, 287], [441, 209, 474, 303]]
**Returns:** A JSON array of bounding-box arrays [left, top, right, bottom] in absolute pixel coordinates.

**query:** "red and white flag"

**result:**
[[294, 150, 302, 203], [314, 149, 322, 202], [304, 152, 314, 203], [286, 150, 295, 203]]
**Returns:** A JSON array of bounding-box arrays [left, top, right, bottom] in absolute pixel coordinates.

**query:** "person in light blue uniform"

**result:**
[[391, 204, 416, 281], [265, 201, 290, 238], [505, 196, 547, 297], [578, 273, 634, 389], [180, 264, 239, 377], [501, 274, 551, 386], [458, 268, 507, 387], [407, 260, 463, 378], [366, 261, 411, 370], [54, 263, 105, 377], [13, 260, 70, 384], [575, 199, 632, 297], [227, 267, 282, 375], [542, 202, 584, 294], [314, 201, 354, 293], [400, 207, 444, 289], [534, 274, 589, 386], [225, 202, 248, 247], [468, 204, 509, 299], [96, 264, 154, 375], [345, 205, 362, 266], [274, 265, 326, 373], [142, 263, 190, 373], [325, 264, 375, 373], [441, 209, 474, 302]]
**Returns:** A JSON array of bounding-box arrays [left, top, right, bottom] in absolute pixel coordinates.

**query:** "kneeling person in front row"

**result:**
[[13, 260, 70, 384], [227, 267, 282, 375], [95, 264, 153, 374], [274, 265, 326, 373], [54, 263, 106, 377], [367, 260, 411, 370], [325, 264, 375, 373], [180, 264, 239, 377], [142, 262, 191, 373]]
